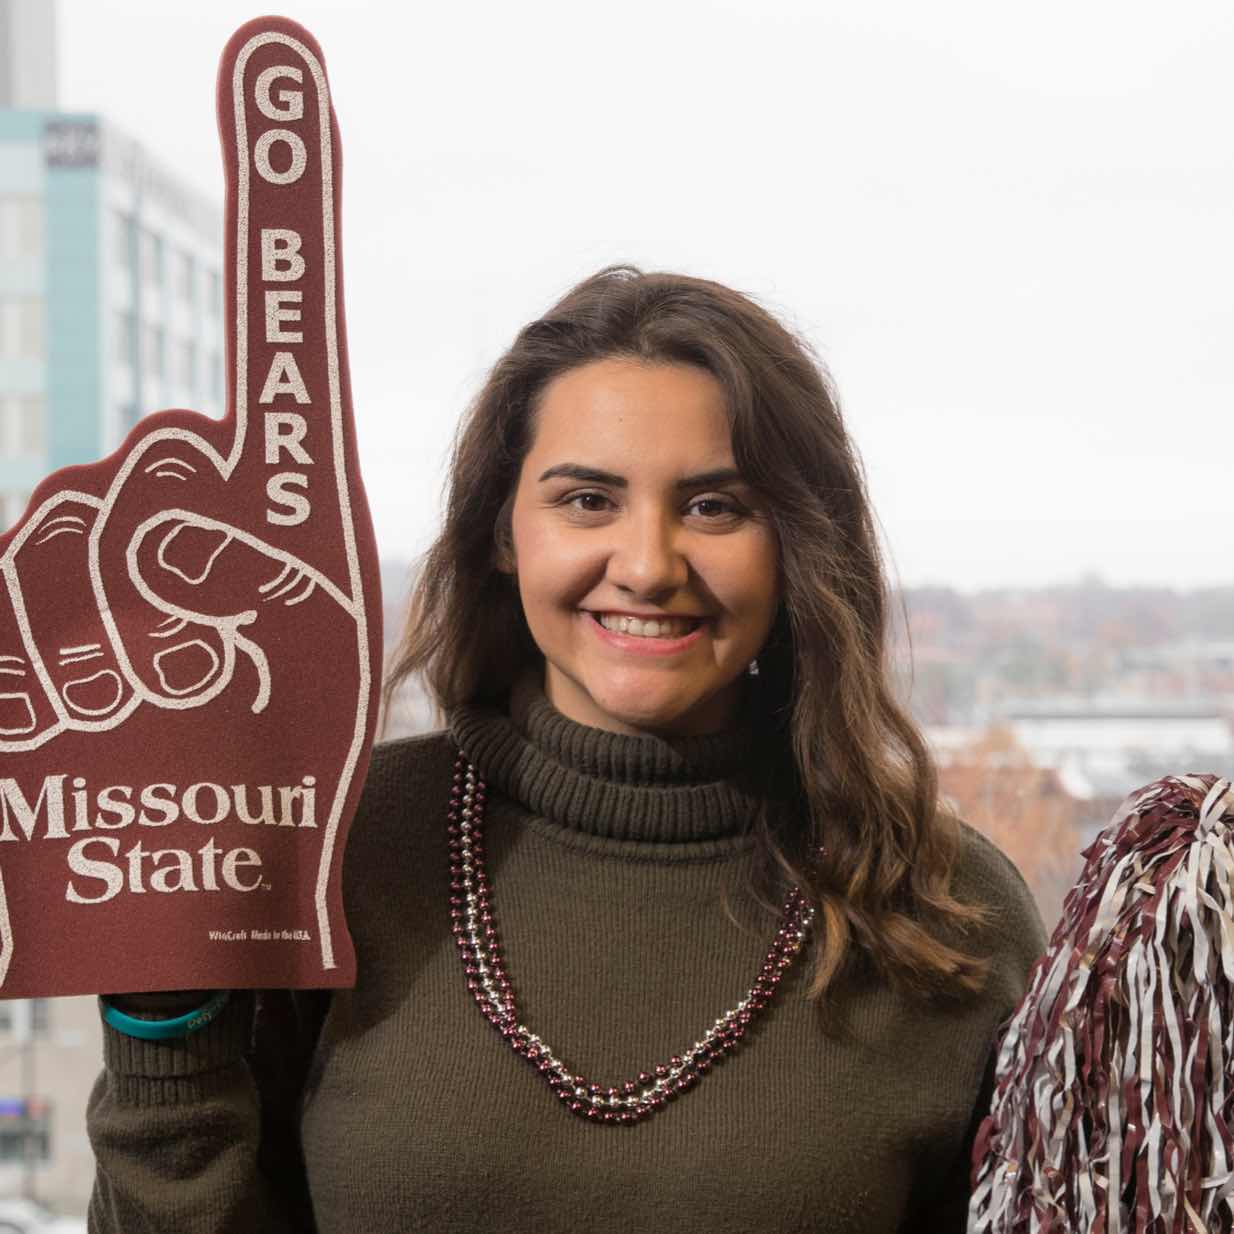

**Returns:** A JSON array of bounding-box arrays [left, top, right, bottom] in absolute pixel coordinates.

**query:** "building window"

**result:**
[[6, 395, 45, 455], [0, 1099, 50, 1164], [0, 197, 42, 261], [0, 299, 43, 360], [141, 228, 163, 289], [176, 250, 195, 304], [114, 311, 135, 366], [113, 210, 134, 271], [207, 269, 222, 317], [0, 999, 50, 1038], [19, 299, 42, 359], [177, 338, 196, 392], [210, 351, 224, 403], [143, 324, 165, 379]]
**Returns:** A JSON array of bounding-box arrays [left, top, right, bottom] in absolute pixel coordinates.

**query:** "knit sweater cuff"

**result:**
[[100, 991, 254, 1105]]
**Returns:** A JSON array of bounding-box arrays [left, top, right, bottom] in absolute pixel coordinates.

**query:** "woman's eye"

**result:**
[[686, 496, 740, 520], [566, 492, 612, 513]]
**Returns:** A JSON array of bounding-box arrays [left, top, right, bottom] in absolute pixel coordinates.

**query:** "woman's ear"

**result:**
[[493, 494, 518, 575], [493, 539, 516, 575]]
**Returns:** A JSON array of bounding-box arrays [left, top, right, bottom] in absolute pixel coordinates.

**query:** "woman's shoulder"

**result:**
[[365, 728, 458, 786], [341, 730, 457, 887], [945, 819, 1052, 998], [350, 729, 458, 835]]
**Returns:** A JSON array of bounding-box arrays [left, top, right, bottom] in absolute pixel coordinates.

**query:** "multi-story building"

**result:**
[[0, 997, 101, 1214], [0, 3, 224, 531], [0, 0, 224, 1214]]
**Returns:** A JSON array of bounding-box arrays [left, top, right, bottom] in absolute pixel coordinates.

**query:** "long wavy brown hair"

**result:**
[[384, 264, 994, 1026]]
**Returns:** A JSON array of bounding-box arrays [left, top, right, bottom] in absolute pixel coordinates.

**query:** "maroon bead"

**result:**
[[620, 1112, 637, 1125], [622, 1081, 638, 1096], [638, 1071, 652, 1086], [568, 1101, 584, 1113], [669, 1056, 682, 1069], [585, 1106, 601, 1121], [602, 1112, 619, 1124], [696, 1058, 712, 1074], [654, 1064, 668, 1079]]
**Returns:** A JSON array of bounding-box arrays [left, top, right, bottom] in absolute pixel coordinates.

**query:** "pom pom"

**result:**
[[970, 772, 1234, 1233]]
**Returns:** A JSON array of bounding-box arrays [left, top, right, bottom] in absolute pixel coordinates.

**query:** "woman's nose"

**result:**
[[604, 508, 690, 597]]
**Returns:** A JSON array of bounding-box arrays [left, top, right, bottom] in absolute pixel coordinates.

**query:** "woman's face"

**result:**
[[501, 357, 781, 737]]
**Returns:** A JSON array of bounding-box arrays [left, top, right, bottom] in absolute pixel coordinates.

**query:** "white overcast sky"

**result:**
[[57, 1, 1234, 592]]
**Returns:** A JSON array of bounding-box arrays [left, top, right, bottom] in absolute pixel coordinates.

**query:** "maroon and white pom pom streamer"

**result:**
[[970, 771, 1234, 1233]]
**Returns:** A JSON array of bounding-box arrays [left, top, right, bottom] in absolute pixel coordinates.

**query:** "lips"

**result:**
[[587, 614, 705, 641], [583, 610, 709, 656]]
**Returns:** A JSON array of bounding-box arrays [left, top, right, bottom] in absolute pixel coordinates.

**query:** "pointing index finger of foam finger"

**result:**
[[218, 18, 359, 599]]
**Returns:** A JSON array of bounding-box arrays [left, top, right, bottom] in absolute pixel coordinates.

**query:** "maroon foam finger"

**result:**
[[0, 18, 382, 999]]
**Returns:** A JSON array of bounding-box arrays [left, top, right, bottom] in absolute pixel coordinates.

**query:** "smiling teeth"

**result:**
[[597, 614, 697, 639]]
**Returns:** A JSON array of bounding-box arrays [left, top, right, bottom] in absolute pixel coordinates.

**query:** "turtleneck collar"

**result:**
[[447, 665, 774, 845]]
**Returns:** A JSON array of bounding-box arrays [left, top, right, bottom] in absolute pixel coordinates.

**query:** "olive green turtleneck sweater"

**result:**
[[87, 669, 1048, 1233]]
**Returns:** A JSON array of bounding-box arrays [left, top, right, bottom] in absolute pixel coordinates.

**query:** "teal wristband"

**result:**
[[99, 990, 232, 1041]]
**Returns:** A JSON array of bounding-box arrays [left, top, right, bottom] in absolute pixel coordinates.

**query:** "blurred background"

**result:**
[[1, 0, 1231, 1222]]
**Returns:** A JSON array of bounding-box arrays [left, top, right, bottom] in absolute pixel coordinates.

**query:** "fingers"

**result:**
[[217, 18, 364, 609], [127, 510, 354, 622], [0, 493, 137, 746]]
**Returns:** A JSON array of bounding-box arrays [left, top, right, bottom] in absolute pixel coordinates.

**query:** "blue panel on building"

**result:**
[[45, 145, 101, 469]]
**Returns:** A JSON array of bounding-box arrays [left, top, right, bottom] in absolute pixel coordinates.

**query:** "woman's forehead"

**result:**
[[531, 358, 733, 452]]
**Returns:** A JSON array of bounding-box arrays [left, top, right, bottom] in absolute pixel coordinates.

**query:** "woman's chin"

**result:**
[[578, 679, 740, 738]]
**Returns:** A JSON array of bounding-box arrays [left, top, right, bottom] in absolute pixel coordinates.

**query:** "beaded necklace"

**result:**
[[447, 747, 816, 1124]]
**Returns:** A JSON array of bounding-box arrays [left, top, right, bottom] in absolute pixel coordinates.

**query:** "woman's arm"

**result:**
[[87, 988, 328, 1233]]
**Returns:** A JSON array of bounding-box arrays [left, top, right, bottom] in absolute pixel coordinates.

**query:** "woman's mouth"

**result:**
[[584, 611, 707, 655], [591, 612, 702, 639]]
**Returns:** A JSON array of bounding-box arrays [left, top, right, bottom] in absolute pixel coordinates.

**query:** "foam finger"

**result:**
[[5, 494, 136, 732], [217, 18, 357, 562]]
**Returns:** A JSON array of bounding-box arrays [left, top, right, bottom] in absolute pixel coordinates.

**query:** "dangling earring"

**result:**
[[747, 659, 759, 677]]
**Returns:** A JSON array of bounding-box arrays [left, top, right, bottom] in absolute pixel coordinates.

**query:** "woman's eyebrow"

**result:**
[[537, 463, 745, 489]]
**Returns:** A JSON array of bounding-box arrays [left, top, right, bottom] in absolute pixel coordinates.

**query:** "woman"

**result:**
[[87, 265, 1048, 1232]]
